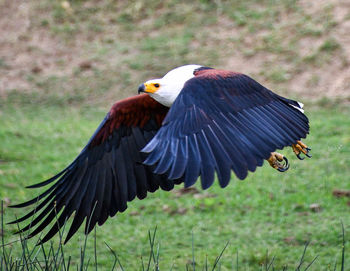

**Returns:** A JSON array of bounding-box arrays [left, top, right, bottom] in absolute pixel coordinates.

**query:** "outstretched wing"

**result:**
[[10, 94, 180, 244], [143, 69, 309, 189]]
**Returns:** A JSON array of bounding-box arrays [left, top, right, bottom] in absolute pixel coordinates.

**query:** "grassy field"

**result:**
[[1, 0, 350, 270], [1, 103, 350, 270]]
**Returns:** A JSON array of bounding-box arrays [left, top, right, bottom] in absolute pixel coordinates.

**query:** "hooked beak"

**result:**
[[138, 83, 145, 94]]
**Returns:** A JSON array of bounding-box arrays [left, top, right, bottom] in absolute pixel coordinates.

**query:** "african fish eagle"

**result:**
[[10, 65, 311, 244]]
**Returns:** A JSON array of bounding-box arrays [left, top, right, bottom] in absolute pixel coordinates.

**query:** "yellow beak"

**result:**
[[138, 83, 159, 94]]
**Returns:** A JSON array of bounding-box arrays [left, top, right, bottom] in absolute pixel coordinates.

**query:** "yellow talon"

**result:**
[[292, 140, 311, 160], [267, 152, 289, 172]]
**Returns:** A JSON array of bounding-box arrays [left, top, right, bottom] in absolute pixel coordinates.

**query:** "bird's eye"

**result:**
[[154, 83, 160, 88]]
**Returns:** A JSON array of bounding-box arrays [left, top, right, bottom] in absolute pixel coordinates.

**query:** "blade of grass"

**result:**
[[146, 226, 157, 271], [265, 250, 269, 271], [141, 255, 145, 271], [205, 255, 208, 271], [267, 255, 276, 271], [80, 201, 97, 271], [303, 255, 318, 271], [1, 201, 8, 271], [192, 231, 196, 271], [296, 242, 309, 271], [84, 258, 91, 271], [94, 226, 97, 271], [211, 241, 229, 271], [105, 242, 124, 271], [67, 255, 71, 271], [341, 221, 345, 271], [155, 242, 160, 271], [15, 217, 30, 269], [55, 215, 68, 271]]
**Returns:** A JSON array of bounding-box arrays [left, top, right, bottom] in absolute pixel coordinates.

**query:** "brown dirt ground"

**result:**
[[222, 0, 350, 100], [0, 0, 349, 102], [292, 0, 350, 99]]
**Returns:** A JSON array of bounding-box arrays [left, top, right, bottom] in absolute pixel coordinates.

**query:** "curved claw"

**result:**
[[268, 152, 290, 173], [296, 153, 305, 160], [277, 156, 289, 172], [293, 141, 311, 160]]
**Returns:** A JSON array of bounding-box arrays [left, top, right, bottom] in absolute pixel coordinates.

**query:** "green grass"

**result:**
[[0, 103, 349, 270]]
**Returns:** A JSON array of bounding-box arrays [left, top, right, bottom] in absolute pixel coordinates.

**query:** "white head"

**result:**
[[138, 64, 202, 107]]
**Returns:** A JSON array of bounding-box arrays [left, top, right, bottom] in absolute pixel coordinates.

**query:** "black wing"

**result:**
[[142, 71, 309, 189], [10, 94, 182, 244]]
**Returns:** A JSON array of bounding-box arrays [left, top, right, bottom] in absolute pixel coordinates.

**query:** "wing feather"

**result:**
[[184, 134, 201, 187], [143, 70, 309, 189], [197, 130, 216, 189], [10, 94, 185, 244]]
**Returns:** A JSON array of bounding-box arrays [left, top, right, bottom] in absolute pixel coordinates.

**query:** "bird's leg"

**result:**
[[267, 152, 289, 172], [292, 140, 311, 160]]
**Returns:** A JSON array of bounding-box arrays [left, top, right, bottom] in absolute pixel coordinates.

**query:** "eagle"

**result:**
[[10, 65, 311, 244]]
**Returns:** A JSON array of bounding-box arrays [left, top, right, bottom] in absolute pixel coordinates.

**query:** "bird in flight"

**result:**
[[10, 65, 311, 244]]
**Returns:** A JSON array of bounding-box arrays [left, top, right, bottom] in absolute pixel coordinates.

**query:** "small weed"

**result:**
[[319, 38, 340, 53], [0, 58, 9, 69], [265, 68, 291, 83]]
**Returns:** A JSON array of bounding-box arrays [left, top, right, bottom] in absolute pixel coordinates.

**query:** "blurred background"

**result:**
[[1, 0, 349, 105], [0, 0, 350, 270]]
